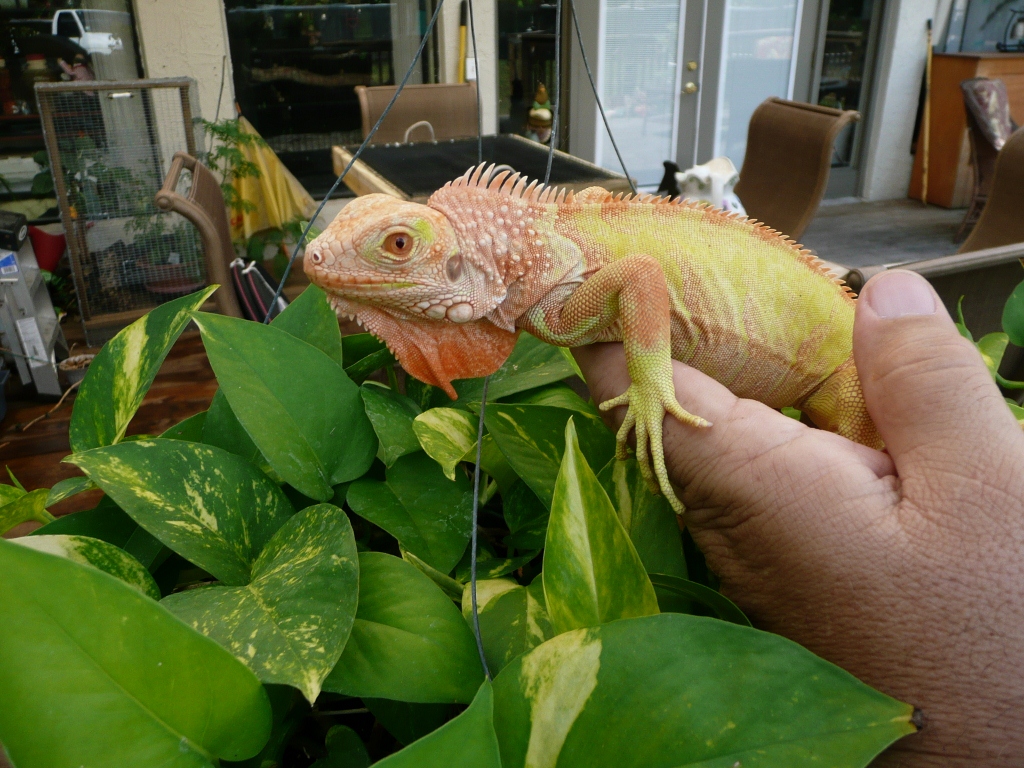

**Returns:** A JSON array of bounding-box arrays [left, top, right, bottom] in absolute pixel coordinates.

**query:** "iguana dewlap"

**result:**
[[305, 163, 881, 512]]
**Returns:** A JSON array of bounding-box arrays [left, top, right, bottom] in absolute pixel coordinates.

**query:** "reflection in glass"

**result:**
[[714, 0, 800, 170], [596, 0, 681, 187]]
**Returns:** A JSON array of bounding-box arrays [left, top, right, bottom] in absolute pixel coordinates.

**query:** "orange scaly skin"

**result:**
[[305, 163, 881, 512]]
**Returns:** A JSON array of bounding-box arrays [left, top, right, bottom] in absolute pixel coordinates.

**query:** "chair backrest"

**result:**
[[733, 98, 860, 240], [959, 127, 1024, 254], [154, 151, 243, 317], [355, 83, 478, 144]]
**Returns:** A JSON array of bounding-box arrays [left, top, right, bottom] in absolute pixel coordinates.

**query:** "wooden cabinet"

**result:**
[[909, 53, 1024, 208]]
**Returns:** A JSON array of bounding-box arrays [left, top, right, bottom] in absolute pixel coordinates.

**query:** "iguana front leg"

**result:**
[[519, 254, 709, 512]]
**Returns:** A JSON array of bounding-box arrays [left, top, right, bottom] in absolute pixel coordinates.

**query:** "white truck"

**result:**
[[51, 9, 126, 57]]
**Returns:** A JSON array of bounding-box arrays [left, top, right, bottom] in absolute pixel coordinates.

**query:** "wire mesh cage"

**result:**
[[36, 78, 207, 346]]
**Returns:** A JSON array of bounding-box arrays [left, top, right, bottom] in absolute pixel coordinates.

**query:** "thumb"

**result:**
[[853, 269, 1019, 475]]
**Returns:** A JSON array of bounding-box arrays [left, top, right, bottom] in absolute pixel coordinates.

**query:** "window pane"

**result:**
[[596, 0, 681, 187], [715, 0, 800, 169]]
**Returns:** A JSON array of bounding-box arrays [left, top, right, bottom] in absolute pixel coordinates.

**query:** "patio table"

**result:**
[[330, 134, 633, 203]]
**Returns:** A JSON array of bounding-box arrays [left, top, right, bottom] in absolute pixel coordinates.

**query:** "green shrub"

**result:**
[[0, 285, 915, 767]]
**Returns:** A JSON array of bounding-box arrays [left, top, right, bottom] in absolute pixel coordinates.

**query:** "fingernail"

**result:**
[[864, 270, 936, 319]]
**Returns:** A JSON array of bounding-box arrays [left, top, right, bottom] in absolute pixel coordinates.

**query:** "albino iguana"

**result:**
[[304, 163, 880, 512]]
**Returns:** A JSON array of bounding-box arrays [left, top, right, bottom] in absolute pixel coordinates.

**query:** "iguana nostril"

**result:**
[[309, 250, 323, 264]]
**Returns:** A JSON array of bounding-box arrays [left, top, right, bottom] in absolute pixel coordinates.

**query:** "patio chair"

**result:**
[[355, 82, 478, 144], [956, 78, 1018, 243], [154, 151, 243, 318], [733, 98, 860, 240], [958, 126, 1024, 254]]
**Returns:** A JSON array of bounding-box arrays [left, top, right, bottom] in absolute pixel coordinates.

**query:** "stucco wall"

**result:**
[[131, 0, 235, 124], [859, 0, 946, 201]]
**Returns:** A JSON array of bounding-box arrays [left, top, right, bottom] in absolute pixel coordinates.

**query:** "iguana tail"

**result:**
[[799, 357, 883, 450]]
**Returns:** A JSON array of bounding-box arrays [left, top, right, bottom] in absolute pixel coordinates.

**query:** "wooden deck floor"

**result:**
[[0, 332, 217, 533]]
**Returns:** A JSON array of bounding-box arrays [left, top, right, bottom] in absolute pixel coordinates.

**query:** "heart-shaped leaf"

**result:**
[[1002, 278, 1024, 346], [69, 287, 216, 452], [45, 476, 97, 506], [0, 538, 272, 767], [597, 457, 687, 578], [485, 404, 614, 508], [371, 682, 501, 768], [453, 333, 574, 403], [160, 410, 208, 441], [272, 284, 344, 365], [324, 552, 483, 703], [193, 312, 377, 500], [361, 383, 422, 467], [462, 578, 552, 675], [413, 407, 478, 480], [0, 489, 53, 535], [67, 440, 294, 585], [491, 614, 917, 768], [648, 572, 751, 626], [543, 418, 659, 634], [15, 534, 159, 599], [163, 505, 359, 703], [347, 452, 473, 574]]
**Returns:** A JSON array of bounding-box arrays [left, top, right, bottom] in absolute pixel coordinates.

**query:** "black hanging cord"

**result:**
[[469, 374, 492, 680], [466, 0, 483, 165], [543, 0, 563, 185], [262, 0, 450, 323], [567, 0, 636, 194]]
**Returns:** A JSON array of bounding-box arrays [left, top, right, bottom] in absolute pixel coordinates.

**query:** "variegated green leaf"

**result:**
[[324, 552, 484, 703], [648, 572, 751, 626], [0, 482, 25, 507], [454, 542, 539, 581], [453, 333, 574, 403], [502, 480, 548, 551], [162, 505, 358, 703], [504, 383, 595, 415], [402, 548, 465, 601], [159, 410, 207, 441], [193, 312, 377, 500], [462, 578, 552, 674], [15, 534, 159, 599], [372, 681, 501, 768], [69, 287, 217, 453], [413, 407, 477, 481], [491, 615, 917, 768], [361, 383, 422, 467], [0, 490, 54, 535], [544, 418, 659, 635], [597, 457, 687, 578], [66, 440, 294, 585], [977, 331, 1009, 376], [271, 284, 344, 365], [347, 451, 473, 574], [202, 389, 272, 473], [484, 404, 614, 508], [45, 476, 97, 506], [0, 538, 272, 767]]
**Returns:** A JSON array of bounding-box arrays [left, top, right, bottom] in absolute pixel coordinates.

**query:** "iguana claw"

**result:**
[[599, 383, 710, 515]]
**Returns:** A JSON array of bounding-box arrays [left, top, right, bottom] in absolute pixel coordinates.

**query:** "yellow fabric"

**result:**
[[230, 116, 316, 241]]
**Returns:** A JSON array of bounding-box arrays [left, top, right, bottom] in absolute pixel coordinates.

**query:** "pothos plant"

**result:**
[[0, 285, 917, 768]]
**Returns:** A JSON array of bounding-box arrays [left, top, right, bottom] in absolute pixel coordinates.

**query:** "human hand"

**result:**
[[574, 270, 1024, 767]]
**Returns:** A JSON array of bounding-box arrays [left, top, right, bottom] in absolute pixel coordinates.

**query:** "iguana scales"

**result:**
[[305, 163, 880, 512]]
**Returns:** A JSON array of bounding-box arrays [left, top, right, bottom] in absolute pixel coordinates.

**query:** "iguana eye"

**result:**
[[384, 232, 414, 258]]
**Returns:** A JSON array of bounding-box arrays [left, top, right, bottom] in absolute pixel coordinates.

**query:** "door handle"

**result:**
[[683, 82, 698, 95]]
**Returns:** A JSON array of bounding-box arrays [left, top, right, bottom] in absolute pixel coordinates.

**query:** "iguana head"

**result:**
[[304, 193, 518, 398]]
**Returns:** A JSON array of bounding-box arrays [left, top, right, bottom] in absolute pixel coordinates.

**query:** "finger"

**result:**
[[853, 270, 1024, 485], [572, 344, 895, 521]]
